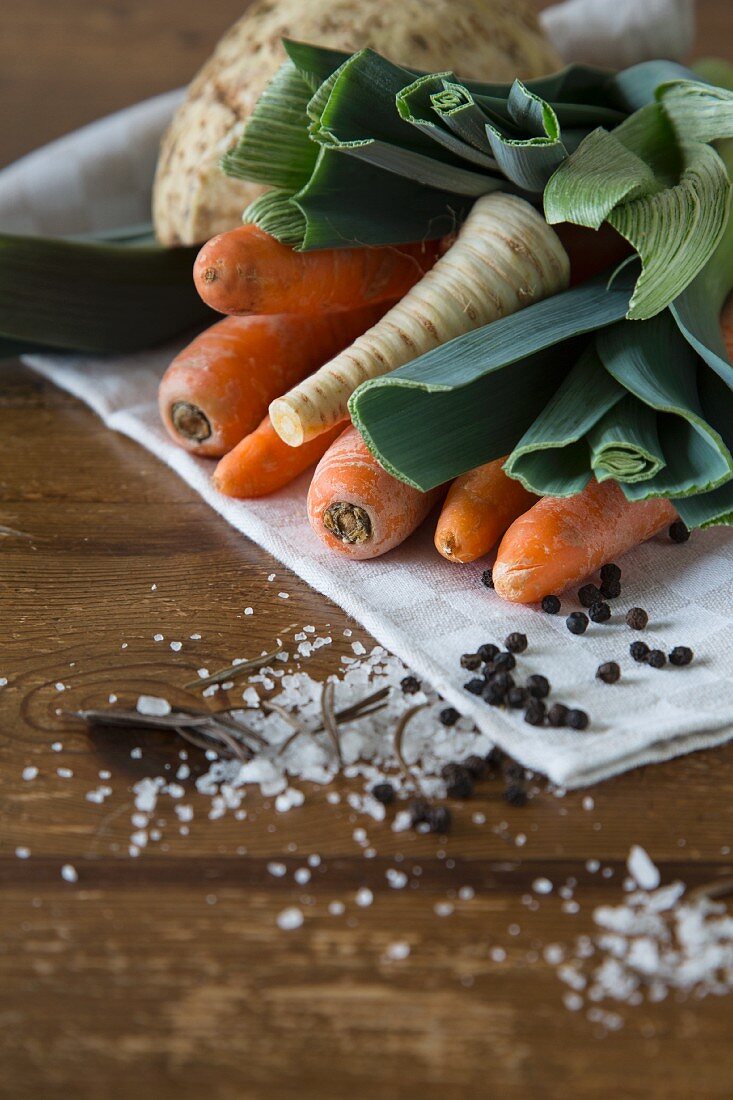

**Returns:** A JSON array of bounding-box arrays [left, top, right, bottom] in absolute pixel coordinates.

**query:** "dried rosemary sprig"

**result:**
[[392, 704, 429, 796], [184, 647, 283, 690], [73, 706, 263, 761]]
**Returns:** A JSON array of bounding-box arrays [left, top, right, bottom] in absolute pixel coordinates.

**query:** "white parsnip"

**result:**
[[269, 194, 571, 447]]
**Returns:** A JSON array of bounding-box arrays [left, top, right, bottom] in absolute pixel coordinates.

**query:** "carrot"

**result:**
[[307, 425, 442, 560], [434, 458, 537, 564], [553, 223, 633, 288], [193, 224, 441, 317], [158, 304, 387, 457], [213, 415, 345, 499], [721, 289, 733, 361], [493, 479, 677, 604], [270, 193, 570, 447]]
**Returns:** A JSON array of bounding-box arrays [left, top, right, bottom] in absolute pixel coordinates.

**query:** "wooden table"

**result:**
[[2, 3, 732, 1097]]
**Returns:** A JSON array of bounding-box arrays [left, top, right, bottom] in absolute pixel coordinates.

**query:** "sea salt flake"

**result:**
[[277, 907, 304, 931], [627, 845, 661, 891], [136, 695, 171, 718]]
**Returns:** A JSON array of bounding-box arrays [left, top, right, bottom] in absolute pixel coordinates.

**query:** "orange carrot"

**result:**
[[307, 426, 442, 560], [213, 415, 345, 499], [554, 223, 632, 288], [493, 479, 677, 604], [434, 458, 537, 563], [194, 224, 441, 317], [158, 304, 387, 457]]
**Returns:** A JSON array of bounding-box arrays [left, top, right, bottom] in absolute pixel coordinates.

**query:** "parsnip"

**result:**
[[269, 194, 570, 448]]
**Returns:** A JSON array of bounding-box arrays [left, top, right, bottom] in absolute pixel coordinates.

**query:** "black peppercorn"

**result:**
[[505, 632, 528, 654], [439, 706, 460, 727], [547, 702, 569, 728], [629, 640, 650, 663], [648, 649, 666, 669], [524, 699, 546, 726], [401, 675, 421, 694], [669, 645, 693, 667], [489, 670, 514, 695], [443, 764, 474, 800], [409, 798, 431, 826], [484, 747, 504, 772], [567, 708, 589, 730], [478, 642, 500, 663], [600, 563, 621, 584], [464, 678, 485, 696], [578, 583, 602, 608], [463, 754, 487, 779], [494, 651, 516, 672], [460, 652, 482, 671], [596, 661, 621, 684], [481, 568, 495, 588], [527, 674, 550, 699], [589, 600, 611, 624], [600, 577, 622, 599], [541, 594, 561, 615], [507, 685, 528, 709], [626, 607, 649, 631], [371, 782, 396, 805], [503, 760, 526, 783], [482, 682, 505, 707], [426, 805, 452, 834], [567, 611, 589, 635], [504, 783, 528, 807], [669, 520, 690, 544]]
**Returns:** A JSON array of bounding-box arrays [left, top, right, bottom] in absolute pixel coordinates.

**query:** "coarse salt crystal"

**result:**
[[294, 868, 311, 885], [435, 902, 454, 917], [275, 788, 305, 813], [56, 768, 73, 779], [267, 862, 287, 878], [61, 864, 78, 883], [55, 682, 65, 692], [136, 695, 171, 717], [533, 877, 553, 895], [0, 677, 7, 688], [386, 942, 411, 961], [15, 847, 30, 859], [355, 887, 374, 908], [328, 901, 346, 916], [22, 766, 38, 781], [627, 845, 661, 891], [153, 634, 164, 642], [386, 869, 408, 890], [51, 742, 63, 752], [244, 607, 254, 616], [190, 633, 201, 640], [170, 641, 182, 652], [277, 907, 304, 931], [267, 574, 276, 582]]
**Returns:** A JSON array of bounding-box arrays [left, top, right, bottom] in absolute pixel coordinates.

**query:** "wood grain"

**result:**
[[2, 4, 733, 1098]]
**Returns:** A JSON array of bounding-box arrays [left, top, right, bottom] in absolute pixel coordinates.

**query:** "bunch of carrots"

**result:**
[[159, 206, 678, 606]]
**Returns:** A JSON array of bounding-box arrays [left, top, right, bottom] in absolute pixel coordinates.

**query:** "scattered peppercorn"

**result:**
[[426, 805, 452, 834], [484, 747, 504, 772], [482, 681, 505, 707], [489, 670, 514, 695], [578, 583, 602, 608], [439, 706, 460, 727], [505, 632, 528, 654], [494, 651, 517, 672], [371, 782, 396, 805], [648, 649, 667, 669], [600, 563, 621, 584], [401, 675, 421, 694], [409, 798, 431, 826], [503, 760, 526, 783], [600, 577, 622, 599], [478, 642, 500, 663], [481, 568, 495, 588], [669, 520, 690, 543], [589, 600, 611, 624], [541, 594, 561, 615], [504, 783, 528, 807], [547, 702, 569, 728], [626, 607, 649, 630], [463, 754, 487, 779], [464, 678, 484, 696], [669, 645, 694, 667], [567, 611, 589, 635], [507, 686, 528, 709], [567, 708, 589, 730], [442, 763, 474, 800], [524, 699, 546, 726], [460, 652, 482, 671], [630, 640, 650, 663], [527, 674, 551, 699], [596, 661, 621, 684]]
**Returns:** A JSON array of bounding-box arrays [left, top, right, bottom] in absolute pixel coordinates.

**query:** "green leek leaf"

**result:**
[[589, 396, 666, 483]]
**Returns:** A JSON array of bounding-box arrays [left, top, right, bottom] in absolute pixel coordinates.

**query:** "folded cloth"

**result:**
[[2, 89, 732, 790]]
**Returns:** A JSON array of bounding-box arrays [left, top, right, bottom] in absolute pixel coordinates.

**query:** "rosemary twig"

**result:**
[[320, 680, 344, 767], [274, 686, 390, 757], [687, 877, 733, 905], [393, 704, 429, 796], [184, 647, 282, 691]]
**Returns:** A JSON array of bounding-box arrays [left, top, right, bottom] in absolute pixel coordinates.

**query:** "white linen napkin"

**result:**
[[4, 68, 732, 790]]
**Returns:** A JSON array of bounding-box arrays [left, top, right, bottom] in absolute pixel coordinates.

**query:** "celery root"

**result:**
[[269, 194, 571, 447]]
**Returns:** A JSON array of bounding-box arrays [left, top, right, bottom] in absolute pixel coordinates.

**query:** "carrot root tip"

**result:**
[[323, 502, 372, 545], [171, 401, 212, 443]]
